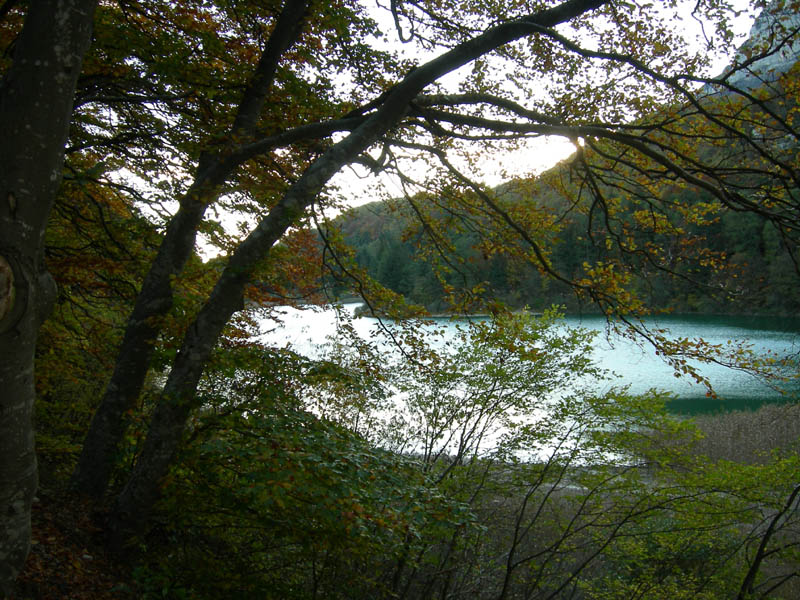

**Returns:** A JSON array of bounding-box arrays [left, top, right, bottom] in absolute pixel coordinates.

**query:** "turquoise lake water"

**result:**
[[261, 307, 800, 415], [560, 314, 800, 414]]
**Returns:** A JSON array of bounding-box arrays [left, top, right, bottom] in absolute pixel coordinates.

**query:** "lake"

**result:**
[[260, 305, 800, 415]]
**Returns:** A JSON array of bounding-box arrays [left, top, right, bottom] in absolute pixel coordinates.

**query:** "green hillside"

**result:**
[[337, 175, 799, 315]]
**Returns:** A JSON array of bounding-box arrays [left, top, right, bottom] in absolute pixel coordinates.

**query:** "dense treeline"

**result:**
[[339, 183, 800, 315], [335, 45, 800, 316]]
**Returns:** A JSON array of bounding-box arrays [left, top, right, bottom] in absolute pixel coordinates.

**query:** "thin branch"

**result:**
[[737, 483, 800, 600]]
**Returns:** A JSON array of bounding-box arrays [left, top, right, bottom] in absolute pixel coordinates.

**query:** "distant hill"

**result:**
[[337, 194, 799, 315], [714, 0, 800, 91]]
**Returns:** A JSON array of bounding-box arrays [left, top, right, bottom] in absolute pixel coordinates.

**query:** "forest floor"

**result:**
[[12, 488, 133, 600]]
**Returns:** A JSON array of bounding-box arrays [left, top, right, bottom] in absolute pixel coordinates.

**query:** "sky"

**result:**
[[325, 0, 762, 209]]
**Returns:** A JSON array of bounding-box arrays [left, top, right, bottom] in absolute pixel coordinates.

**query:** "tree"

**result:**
[[0, 1, 96, 593], [71, 0, 800, 539], [69, 0, 317, 499], [73, 0, 619, 537]]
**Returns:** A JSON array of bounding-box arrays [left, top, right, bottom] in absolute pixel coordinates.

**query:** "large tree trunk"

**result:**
[[112, 166, 351, 537], [70, 0, 311, 498], [111, 0, 608, 539], [0, 1, 96, 594]]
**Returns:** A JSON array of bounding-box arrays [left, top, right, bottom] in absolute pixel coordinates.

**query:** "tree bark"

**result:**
[[112, 0, 609, 538], [0, 0, 96, 594], [70, 0, 311, 498]]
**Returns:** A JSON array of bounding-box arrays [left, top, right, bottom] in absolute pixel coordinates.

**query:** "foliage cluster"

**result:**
[[44, 311, 799, 600]]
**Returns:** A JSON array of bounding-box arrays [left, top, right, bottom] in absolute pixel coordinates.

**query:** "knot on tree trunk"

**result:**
[[0, 255, 13, 323]]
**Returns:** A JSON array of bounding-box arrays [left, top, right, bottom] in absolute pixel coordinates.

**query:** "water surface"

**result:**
[[260, 306, 800, 415]]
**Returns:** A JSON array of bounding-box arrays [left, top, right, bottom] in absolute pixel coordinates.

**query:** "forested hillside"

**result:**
[[339, 182, 800, 314]]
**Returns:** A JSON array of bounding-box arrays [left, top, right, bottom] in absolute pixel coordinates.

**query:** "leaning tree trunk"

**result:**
[[111, 0, 608, 539], [70, 0, 311, 499], [0, 1, 96, 594]]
